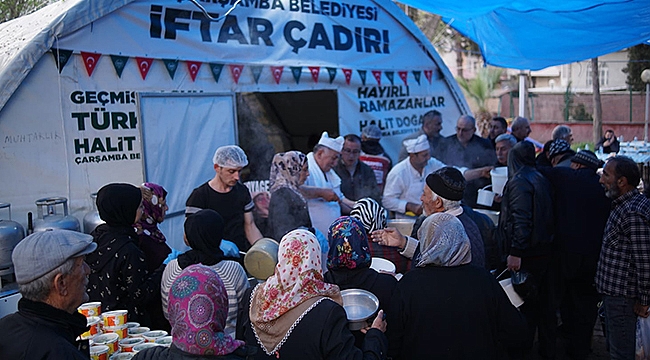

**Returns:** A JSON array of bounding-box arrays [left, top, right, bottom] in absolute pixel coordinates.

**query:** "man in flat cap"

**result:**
[[538, 150, 610, 359], [0, 229, 97, 359]]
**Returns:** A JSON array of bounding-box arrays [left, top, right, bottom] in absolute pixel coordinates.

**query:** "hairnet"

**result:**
[[212, 145, 248, 168]]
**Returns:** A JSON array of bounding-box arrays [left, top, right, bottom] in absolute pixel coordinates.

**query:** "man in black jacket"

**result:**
[[497, 141, 556, 359], [0, 229, 97, 359]]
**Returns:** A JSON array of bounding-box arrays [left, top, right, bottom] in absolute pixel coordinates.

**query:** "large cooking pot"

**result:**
[[33, 197, 81, 232], [83, 193, 105, 234], [0, 203, 25, 269], [244, 238, 279, 280]]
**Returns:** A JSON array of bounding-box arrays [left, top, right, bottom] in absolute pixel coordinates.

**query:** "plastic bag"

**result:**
[[510, 269, 538, 301], [636, 315, 650, 360]]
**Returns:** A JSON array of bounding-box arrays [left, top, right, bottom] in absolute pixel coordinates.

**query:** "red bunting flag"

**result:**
[[270, 66, 284, 84], [398, 71, 408, 86], [81, 52, 101, 77], [186, 61, 202, 82], [309, 66, 320, 83], [424, 69, 433, 84], [342, 68, 352, 85], [229, 64, 244, 84], [135, 57, 154, 80], [371, 70, 382, 86]]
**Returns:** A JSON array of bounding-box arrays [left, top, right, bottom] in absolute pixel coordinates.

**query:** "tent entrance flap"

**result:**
[[138, 92, 237, 249]]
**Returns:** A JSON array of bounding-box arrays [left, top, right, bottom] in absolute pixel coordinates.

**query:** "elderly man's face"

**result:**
[[600, 160, 622, 199], [512, 119, 531, 140], [65, 256, 91, 313], [341, 139, 361, 168], [315, 147, 340, 173], [488, 120, 507, 140], [495, 140, 513, 166], [423, 115, 443, 138], [455, 117, 475, 145], [420, 186, 442, 216]]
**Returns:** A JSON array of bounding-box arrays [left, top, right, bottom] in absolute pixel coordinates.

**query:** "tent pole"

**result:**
[[518, 71, 527, 117]]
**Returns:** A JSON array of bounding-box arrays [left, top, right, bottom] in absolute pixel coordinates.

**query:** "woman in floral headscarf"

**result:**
[[267, 151, 312, 241], [133, 264, 254, 360], [387, 213, 526, 360], [135, 182, 171, 273], [238, 229, 387, 359]]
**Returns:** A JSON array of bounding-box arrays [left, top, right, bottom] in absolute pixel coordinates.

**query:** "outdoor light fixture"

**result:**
[[642, 69, 650, 142]]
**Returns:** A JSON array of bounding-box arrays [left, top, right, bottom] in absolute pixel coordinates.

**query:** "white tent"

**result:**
[[0, 0, 469, 248]]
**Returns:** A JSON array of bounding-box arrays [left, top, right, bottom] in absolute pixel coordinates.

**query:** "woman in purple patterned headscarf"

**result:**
[[133, 264, 252, 359], [135, 182, 171, 272]]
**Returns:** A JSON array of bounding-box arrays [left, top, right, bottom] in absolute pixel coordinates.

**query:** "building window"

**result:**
[[586, 63, 609, 87]]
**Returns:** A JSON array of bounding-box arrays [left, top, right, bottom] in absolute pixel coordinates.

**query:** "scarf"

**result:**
[[134, 182, 168, 243], [416, 212, 471, 267], [177, 209, 226, 269], [96, 183, 142, 227], [168, 264, 244, 355], [350, 197, 387, 234], [327, 216, 372, 270], [250, 229, 342, 354], [269, 151, 307, 202]]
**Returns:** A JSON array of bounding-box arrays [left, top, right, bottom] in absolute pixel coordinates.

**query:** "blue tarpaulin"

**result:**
[[399, 0, 650, 70]]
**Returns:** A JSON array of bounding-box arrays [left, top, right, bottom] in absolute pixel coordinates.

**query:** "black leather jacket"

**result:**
[[497, 142, 554, 259]]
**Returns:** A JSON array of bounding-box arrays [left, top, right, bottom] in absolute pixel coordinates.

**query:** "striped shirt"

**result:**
[[160, 259, 249, 337], [596, 190, 650, 304]]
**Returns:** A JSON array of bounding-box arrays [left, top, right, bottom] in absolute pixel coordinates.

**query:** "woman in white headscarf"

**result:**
[[387, 213, 526, 360]]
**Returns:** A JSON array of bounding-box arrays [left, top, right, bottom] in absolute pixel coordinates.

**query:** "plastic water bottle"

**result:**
[[584, 144, 590, 151]]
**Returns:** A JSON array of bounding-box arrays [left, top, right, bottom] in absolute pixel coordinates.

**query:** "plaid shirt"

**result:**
[[596, 189, 650, 304]]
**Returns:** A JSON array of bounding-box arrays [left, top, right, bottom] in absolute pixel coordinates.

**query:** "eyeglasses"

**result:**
[[342, 148, 360, 154]]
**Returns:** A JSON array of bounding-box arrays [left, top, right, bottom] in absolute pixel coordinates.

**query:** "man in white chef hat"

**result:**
[[302, 131, 357, 236]]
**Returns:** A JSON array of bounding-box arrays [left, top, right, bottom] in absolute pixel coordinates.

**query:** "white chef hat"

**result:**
[[403, 134, 430, 154], [318, 131, 344, 152]]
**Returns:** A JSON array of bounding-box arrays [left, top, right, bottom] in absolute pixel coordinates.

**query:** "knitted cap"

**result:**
[[571, 150, 604, 170]]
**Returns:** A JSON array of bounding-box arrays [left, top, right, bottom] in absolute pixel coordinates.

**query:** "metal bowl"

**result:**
[[244, 238, 279, 280], [341, 289, 379, 331], [386, 219, 415, 236]]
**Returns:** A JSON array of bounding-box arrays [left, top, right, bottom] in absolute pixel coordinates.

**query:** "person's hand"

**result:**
[[635, 302, 650, 318], [479, 166, 494, 178], [405, 202, 423, 216], [371, 228, 406, 249], [220, 240, 240, 257], [493, 194, 502, 203], [320, 189, 340, 202], [361, 310, 387, 333], [507, 255, 521, 271]]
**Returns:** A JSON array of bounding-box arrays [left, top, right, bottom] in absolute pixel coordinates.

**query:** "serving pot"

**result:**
[[244, 238, 279, 280], [341, 289, 379, 331]]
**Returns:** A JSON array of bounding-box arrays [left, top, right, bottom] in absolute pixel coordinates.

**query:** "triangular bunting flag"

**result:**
[[385, 71, 394, 85], [186, 61, 202, 82], [230, 64, 244, 84], [251, 65, 263, 84], [270, 66, 284, 84], [371, 70, 382, 86], [135, 57, 154, 80], [290, 66, 302, 84], [80, 52, 101, 77], [357, 70, 367, 86], [327, 67, 337, 84], [163, 59, 179, 79], [424, 69, 433, 84], [308, 66, 320, 83], [110, 55, 129, 78], [210, 63, 224, 83], [412, 70, 421, 85], [398, 71, 408, 86], [343, 68, 352, 85], [50, 48, 72, 73]]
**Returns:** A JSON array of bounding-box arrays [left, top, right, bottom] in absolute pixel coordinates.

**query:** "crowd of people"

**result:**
[[1, 112, 649, 360]]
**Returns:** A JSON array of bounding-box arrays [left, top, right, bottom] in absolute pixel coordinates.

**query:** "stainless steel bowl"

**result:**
[[341, 289, 379, 331]]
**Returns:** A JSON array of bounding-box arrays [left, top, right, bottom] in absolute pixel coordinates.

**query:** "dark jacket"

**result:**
[[497, 142, 554, 258], [334, 160, 382, 202], [133, 343, 255, 360], [237, 292, 387, 360], [0, 298, 90, 359], [268, 187, 312, 242], [87, 224, 163, 326], [387, 264, 527, 360]]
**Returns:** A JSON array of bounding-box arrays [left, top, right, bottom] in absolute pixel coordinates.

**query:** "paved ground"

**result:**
[[530, 320, 610, 360]]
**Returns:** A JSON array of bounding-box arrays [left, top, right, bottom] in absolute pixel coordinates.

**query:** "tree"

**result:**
[[591, 57, 603, 144], [456, 67, 503, 136], [623, 44, 650, 91], [0, 0, 50, 23]]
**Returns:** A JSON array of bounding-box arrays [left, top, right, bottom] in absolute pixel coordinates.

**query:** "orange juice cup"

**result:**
[[102, 310, 128, 327], [104, 324, 128, 339], [79, 302, 102, 317], [90, 345, 109, 360], [92, 333, 120, 355], [80, 316, 102, 340], [119, 337, 145, 352]]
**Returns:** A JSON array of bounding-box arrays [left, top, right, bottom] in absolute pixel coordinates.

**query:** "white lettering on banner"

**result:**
[[68, 90, 142, 165], [149, 5, 388, 55], [244, 180, 270, 193]]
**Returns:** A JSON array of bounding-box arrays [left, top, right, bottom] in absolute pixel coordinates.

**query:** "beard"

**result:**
[[604, 186, 620, 199]]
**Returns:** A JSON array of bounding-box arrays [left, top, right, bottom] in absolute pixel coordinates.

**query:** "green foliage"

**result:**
[[563, 81, 574, 122], [572, 104, 593, 121], [623, 44, 650, 91], [572, 142, 594, 152], [455, 67, 502, 112], [0, 0, 51, 23]]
